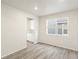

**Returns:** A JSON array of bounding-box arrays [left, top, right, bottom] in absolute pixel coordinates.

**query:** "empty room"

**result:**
[[1, 0, 78, 59]]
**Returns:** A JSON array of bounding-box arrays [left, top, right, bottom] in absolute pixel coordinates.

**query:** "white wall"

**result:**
[[39, 9, 78, 51], [1, 3, 38, 57]]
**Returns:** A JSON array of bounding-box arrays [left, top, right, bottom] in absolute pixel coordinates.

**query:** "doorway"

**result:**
[[26, 17, 37, 44]]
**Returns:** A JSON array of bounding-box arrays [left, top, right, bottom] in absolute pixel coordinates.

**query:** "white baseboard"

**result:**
[[1, 46, 26, 58]]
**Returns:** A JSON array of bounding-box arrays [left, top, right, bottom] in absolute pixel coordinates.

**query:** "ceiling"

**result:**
[[1, 0, 78, 16]]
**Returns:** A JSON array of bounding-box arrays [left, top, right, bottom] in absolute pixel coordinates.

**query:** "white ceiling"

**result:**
[[2, 0, 78, 16]]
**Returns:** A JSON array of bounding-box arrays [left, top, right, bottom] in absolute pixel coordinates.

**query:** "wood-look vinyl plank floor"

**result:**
[[2, 43, 78, 59]]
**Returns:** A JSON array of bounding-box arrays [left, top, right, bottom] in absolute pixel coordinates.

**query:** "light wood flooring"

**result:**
[[2, 42, 78, 59]]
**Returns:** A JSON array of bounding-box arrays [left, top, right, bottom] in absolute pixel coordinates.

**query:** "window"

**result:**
[[48, 20, 56, 34], [47, 17, 68, 35]]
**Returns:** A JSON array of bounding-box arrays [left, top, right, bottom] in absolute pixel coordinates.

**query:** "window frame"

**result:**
[[46, 17, 69, 36]]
